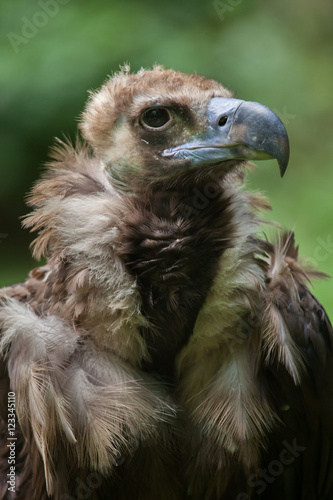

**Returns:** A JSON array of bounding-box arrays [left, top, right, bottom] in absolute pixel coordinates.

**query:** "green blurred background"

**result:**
[[0, 0, 332, 317]]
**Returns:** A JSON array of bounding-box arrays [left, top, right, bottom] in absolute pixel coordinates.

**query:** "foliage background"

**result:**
[[1, 0, 332, 317]]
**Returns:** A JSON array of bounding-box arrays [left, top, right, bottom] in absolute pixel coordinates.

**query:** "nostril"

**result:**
[[218, 115, 228, 127]]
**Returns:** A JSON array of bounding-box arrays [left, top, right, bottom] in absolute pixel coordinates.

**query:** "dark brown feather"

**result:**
[[116, 186, 236, 381]]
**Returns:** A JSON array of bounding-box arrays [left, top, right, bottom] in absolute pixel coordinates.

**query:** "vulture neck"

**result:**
[[26, 147, 264, 385], [117, 174, 260, 382]]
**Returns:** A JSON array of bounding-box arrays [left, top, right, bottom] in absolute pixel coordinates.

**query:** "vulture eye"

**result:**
[[140, 107, 172, 130]]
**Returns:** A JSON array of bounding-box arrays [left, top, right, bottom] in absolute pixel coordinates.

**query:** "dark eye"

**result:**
[[140, 107, 172, 129]]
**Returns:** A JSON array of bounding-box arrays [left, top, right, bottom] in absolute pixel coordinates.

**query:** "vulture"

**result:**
[[0, 65, 332, 500]]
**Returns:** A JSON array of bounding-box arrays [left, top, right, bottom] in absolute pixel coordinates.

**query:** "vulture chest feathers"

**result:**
[[0, 66, 332, 500], [117, 187, 236, 380]]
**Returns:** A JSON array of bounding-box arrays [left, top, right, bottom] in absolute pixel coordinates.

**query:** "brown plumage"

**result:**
[[0, 65, 332, 499]]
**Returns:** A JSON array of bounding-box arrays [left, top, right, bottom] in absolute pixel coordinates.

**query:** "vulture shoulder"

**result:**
[[246, 234, 333, 500]]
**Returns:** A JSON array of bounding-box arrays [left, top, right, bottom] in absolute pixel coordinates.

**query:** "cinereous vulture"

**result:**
[[0, 66, 332, 500]]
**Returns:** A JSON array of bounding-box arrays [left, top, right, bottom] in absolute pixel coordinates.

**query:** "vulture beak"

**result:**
[[162, 97, 290, 176]]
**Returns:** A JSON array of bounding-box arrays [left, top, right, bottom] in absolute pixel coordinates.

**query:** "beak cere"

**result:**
[[162, 97, 290, 176]]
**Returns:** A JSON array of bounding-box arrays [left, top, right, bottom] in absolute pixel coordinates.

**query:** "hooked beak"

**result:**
[[162, 97, 290, 177]]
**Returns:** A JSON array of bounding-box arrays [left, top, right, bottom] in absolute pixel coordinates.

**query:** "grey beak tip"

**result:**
[[278, 135, 290, 178], [230, 100, 290, 176], [280, 163, 287, 178]]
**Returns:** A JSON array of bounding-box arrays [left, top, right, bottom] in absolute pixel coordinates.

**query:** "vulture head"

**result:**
[[80, 65, 289, 192]]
